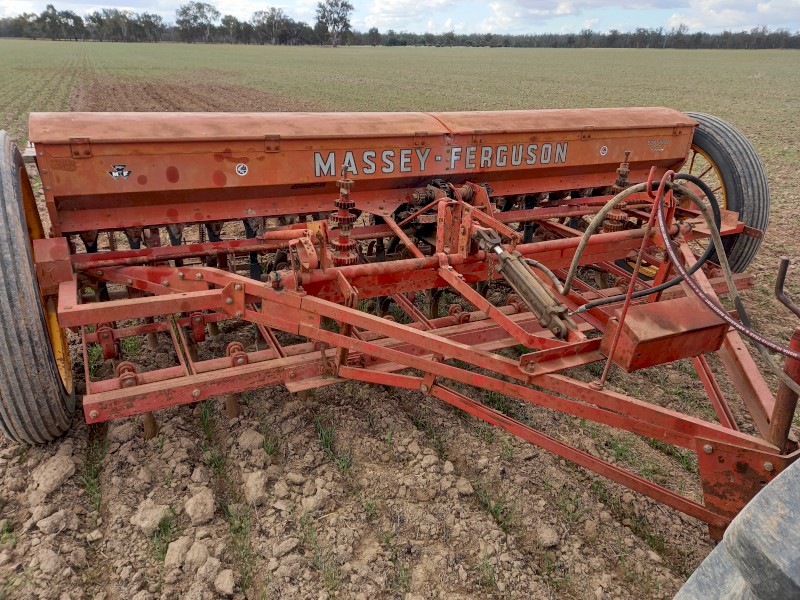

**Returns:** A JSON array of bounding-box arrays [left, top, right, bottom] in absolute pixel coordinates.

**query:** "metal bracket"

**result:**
[[741, 226, 764, 240], [96, 324, 117, 360], [697, 437, 794, 539], [264, 134, 281, 152], [189, 312, 206, 344], [70, 138, 92, 159], [220, 282, 246, 318]]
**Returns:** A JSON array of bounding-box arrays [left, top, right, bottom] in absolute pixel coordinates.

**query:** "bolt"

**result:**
[[193, 316, 202, 324], [63, 305, 72, 310], [226, 298, 233, 305], [234, 284, 242, 291], [178, 272, 185, 279], [95, 270, 103, 277], [289, 372, 296, 379], [89, 410, 99, 419], [235, 357, 246, 366], [703, 444, 713, 454], [122, 378, 136, 388], [195, 273, 203, 280], [192, 388, 201, 398], [764, 462, 774, 472], [235, 310, 242, 318], [162, 280, 170, 287], [420, 384, 429, 393], [101, 332, 109, 339], [126, 279, 133, 285]]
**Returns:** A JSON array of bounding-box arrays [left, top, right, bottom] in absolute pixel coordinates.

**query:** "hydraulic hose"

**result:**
[[574, 173, 721, 314], [560, 183, 650, 294], [653, 178, 800, 395]]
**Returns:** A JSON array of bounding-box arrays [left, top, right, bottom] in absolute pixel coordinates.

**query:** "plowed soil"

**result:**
[[69, 75, 326, 113]]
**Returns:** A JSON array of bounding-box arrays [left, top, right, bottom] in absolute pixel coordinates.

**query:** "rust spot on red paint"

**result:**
[[50, 158, 78, 172], [213, 170, 227, 187], [137, 175, 148, 185], [166, 166, 180, 183], [213, 148, 248, 164]]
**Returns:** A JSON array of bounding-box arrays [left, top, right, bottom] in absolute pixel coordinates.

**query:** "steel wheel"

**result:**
[[0, 131, 74, 444]]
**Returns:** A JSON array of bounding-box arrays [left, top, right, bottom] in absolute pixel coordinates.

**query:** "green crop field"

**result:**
[[1, 39, 799, 148]]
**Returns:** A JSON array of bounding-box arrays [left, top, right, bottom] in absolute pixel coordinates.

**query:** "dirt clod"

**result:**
[[165, 536, 193, 570], [274, 537, 300, 558], [214, 568, 235, 596], [456, 477, 474, 496], [238, 428, 264, 451], [131, 498, 170, 535], [243, 470, 268, 506], [32, 454, 75, 495], [185, 488, 215, 526]]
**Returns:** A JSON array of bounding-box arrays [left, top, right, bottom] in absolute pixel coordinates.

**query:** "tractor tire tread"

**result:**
[[0, 131, 73, 444], [685, 112, 769, 272]]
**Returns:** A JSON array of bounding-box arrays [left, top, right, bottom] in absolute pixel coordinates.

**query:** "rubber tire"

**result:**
[[674, 458, 800, 599], [0, 131, 74, 444], [685, 112, 769, 272]]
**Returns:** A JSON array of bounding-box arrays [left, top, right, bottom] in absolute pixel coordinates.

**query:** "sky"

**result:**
[[1, 0, 799, 34]]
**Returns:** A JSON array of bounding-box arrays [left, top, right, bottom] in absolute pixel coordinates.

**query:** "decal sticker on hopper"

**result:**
[[108, 165, 131, 180]]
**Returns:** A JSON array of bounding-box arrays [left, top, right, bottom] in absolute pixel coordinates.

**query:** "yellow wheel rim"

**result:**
[[683, 144, 727, 210], [19, 161, 73, 392]]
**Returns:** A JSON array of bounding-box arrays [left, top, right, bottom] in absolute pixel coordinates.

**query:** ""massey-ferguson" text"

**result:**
[[313, 142, 569, 177]]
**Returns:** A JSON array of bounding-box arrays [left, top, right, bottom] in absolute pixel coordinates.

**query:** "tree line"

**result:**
[[0, 1, 353, 45], [1, 1, 798, 49]]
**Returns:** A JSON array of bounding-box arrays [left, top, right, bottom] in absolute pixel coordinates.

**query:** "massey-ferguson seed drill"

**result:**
[[1, 108, 798, 541]]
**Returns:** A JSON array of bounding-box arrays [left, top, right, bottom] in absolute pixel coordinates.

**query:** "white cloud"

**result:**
[[478, 0, 688, 32], [363, 0, 456, 31], [0, 0, 35, 17], [2, 0, 798, 32], [667, 0, 800, 30]]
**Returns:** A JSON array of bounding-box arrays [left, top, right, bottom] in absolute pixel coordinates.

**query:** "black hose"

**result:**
[[655, 180, 800, 368], [573, 173, 721, 314]]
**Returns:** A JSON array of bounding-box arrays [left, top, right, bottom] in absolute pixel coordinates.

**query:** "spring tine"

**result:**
[[222, 394, 241, 419], [776, 257, 800, 319], [142, 412, 158, 440]]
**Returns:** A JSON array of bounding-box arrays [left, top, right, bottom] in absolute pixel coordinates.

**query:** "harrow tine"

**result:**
[[222, 394, 242, 419], [141, 411, 158, 440]]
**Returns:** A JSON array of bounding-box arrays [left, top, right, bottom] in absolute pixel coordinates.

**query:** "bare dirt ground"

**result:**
[[69, 76, 326, 114], [1, 74, 794, 600]]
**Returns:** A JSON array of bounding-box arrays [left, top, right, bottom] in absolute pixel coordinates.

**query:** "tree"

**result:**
[[58, 10, 84, 40], [251, 7, 286, 45], [315, 0, 353, 47], [220, 14, 241, 43], [367, 26, 380, 46], [175, 2, 220, 43], [137, 13, 165, 42], [37, 5, 62, 40]]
